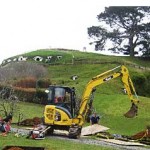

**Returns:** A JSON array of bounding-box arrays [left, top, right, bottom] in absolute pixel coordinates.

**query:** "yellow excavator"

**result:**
[[44, 65, 139, 138]]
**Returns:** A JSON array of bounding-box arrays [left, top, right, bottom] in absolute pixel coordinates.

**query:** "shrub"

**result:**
[[132, 74, 146, 85], [33, 89, 48, 104], [14, 87, 36, 102], [144, 73, 150, 97], [132, 73, 150, 97], [14, 87, 48, 104], [14, 77, 37, 88], [36, 78, 52, 88]]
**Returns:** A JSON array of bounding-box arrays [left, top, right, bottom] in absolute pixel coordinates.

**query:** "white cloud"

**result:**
[[0, 0, 150, 63]]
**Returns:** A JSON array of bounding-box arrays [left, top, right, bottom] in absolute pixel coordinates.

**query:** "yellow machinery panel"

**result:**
[[44, 105, 72, 126]]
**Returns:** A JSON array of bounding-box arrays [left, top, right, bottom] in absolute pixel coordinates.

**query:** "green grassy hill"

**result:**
[[0, 48, 150, 149], [2, 48, 150, 67], [1, 48, 150, 136]]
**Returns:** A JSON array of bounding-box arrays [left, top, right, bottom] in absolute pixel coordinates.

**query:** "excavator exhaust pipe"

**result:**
[[124, 103, 138, 118]]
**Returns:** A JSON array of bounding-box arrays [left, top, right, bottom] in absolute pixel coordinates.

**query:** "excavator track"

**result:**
[[68, 125, 82, 139]]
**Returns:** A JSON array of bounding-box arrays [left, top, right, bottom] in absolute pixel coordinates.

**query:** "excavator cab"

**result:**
[[46, 86, 76, 118]]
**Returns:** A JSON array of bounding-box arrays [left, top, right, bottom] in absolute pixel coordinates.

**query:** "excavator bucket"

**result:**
[[124, 103, 138, 118]]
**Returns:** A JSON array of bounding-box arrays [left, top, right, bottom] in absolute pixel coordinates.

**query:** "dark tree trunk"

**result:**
[[129, 37, 135, 57], [130, 48, 135, 57]]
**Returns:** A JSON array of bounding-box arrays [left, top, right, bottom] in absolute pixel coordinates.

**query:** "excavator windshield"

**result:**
[[45, 86, 76, 116], [47, 86, 71, 104]]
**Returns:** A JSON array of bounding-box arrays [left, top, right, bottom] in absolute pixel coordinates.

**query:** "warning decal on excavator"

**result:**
[[103, 75, 113, 82]]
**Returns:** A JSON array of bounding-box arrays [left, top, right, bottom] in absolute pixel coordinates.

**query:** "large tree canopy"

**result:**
[[88, 7, 150, 57]]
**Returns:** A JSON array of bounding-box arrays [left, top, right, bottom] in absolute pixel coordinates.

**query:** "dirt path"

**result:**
[[47, 134, 149, 150], [11, 128, 149, 150]]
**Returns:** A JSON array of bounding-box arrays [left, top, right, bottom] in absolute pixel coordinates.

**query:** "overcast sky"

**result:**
[[0, 0, 149, 63]]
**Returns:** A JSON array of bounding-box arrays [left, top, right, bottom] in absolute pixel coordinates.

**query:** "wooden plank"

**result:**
[[99, 139, 146, 146], [81, 124, 109, 136]]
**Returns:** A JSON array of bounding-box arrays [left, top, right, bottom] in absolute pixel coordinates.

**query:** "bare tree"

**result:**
[[0, 86, 19, 118]]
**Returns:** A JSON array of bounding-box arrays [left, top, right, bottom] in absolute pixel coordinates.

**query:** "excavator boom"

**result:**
[[76, 65, 139, 125]]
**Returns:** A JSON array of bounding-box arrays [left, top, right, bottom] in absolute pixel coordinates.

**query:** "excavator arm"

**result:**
[[76, 65, 139, 126], [44, 65, 139, 138]]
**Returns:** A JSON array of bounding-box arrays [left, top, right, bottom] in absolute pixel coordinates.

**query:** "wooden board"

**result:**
[[54, 130, 68, 135], [99, 139, 146, 146], [81, 124, 109, 136]]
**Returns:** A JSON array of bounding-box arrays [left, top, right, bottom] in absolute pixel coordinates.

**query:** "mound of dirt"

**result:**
[[19, 117, 42, 126]]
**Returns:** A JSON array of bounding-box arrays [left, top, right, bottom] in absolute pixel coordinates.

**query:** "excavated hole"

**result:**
[[2, 146, 45, 150]]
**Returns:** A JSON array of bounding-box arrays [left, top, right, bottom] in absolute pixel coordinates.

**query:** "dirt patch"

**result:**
[[7, 147, 23, 150], [2, 146, 45, 150], [19, 117, 42, 126]]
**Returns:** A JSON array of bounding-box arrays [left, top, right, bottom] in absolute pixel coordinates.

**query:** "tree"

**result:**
[[88, 7, 150, 57], [0, 86, 19, 117], [0, 62, 48, 83]]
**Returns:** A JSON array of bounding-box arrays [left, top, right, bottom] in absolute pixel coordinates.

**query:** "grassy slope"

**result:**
[[94, 94, 150, 135], [0, 49, 150, 149], [8, 49, 150, 132], [6, 48, 150, 67]]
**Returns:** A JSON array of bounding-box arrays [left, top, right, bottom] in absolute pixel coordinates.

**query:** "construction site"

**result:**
[[0, 62, 149, 150]]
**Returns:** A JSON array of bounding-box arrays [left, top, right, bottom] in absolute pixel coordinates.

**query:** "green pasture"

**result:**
[[93, 94, 150, 136], [0, 134, 113, 150], [0, 49, 150, 149]]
